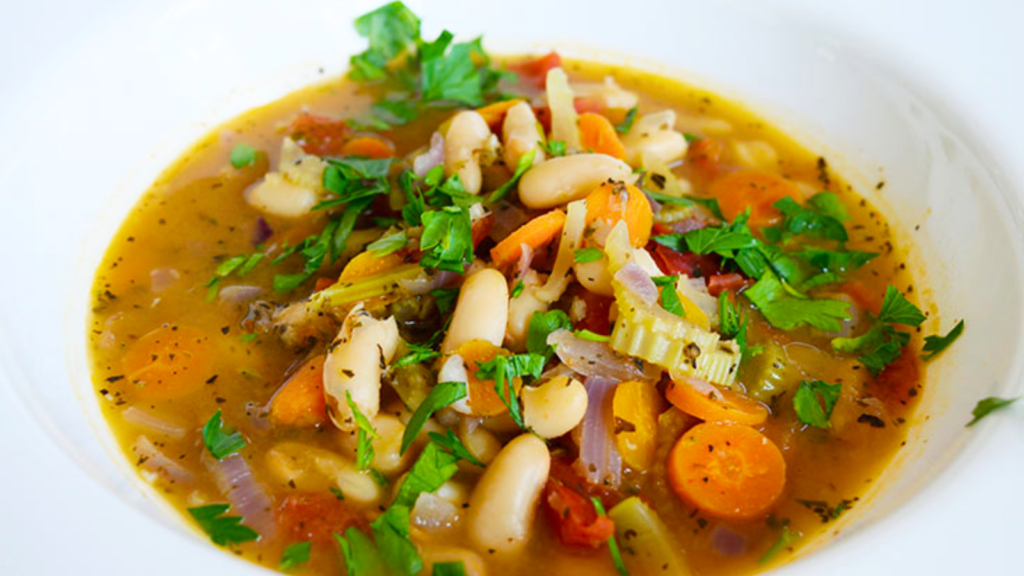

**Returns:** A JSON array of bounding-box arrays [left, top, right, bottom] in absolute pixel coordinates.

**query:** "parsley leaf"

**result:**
[[921, 319, 964, 361], [796, 247, 877, 273], [433, 561, 468, 576], [475, 353, 546, 429], [745, 270, 850, 331], [393, 441, 461, 507], [540, 140, 566, 157], [371, 505, 423, 576], [652, 275, 686, 318], [346, 390, 380, 471], [487, 149, 536, 203], [675, 225, 758, 255], [349, 1, 421, 82], [574, 329, 610, 342], [230, 143, 257, 168], [615, 106, 638, 134], [202, 410, 246, 460], [759, 525, 799, 565], [400, 381, 467, 455], [367, 230, 408, 256], [430, 287, 459, 314], [967, 396, 1019, 427], [279, 541, 311, 571], [393, 341, 442, 369], [876, 286, 926, 326], [428, 429, 484, 466], [774, 194, 848, 241], [336, 528, 387, 576], [421, 32, 483, 106], [317, 157, 392, 210], [419, 206, 474, 273], [793, 380, 842, 428], [330, 487, 345, 500], [526, 310, 573, 360], [511, 280, 525, 298], [591, 498, 629, 576], [574, 247, 604, 263], [188, 504, 259, 546], [718, 290, 752, 357], [372, 98, 420, 127]]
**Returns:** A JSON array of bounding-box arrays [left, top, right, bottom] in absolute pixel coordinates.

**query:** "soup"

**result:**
[[87, 3, 945, 575]]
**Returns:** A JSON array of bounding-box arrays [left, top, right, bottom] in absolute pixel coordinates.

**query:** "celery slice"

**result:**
[[608, 497, 691, 576]]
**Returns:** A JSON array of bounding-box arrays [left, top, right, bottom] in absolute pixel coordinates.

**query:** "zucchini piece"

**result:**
[[739, 340, 794, 402], [608, 497, 691, 576]]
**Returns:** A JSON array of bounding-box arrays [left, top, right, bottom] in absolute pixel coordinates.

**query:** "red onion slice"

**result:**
[[202, 451, 275, 538], [122, 407, 187, 439], [548, 330, 660, 383], [614, 262, 658, 304], [578, 376, 622, 488], [133, 436, 193, 485], [710, 525, 749, 557], [413, 132, 445, 177]]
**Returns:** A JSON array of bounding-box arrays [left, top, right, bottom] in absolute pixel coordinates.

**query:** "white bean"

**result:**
[[522, 377, 588, 438], [441, 268, 509, 354], [518, 154, 633, 210], [458, 417, 502, 466], [246, 173, 320, 218], [571, 76, 639, 110], [622, 110, 687, 165], [323, 305, 400, 430], [505, 270, 549, 349], [338, 414, 410, 474], [502, 102, 545, 169], [467, 434, 550, 553], [573, 257, 613, 296], [444, 111, 491, 195]]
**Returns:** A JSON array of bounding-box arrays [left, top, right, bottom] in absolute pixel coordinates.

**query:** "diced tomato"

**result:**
[[276, 492, 368, 547], [543, 480, 616, 549], [510, 52, 562, 88], [874, 346, 922, 411], [573, 96, 605, 115], [707, 273, 748, 297], [571, 286, 614, 336], [313, 277, 336, 293], [289, 113, 351, 156], [840, 281, 883, 315], [549, 457, 621, 506], [471, 213, 496, 249], [686, 138, 726, 181], [650, 243, 722, 279]]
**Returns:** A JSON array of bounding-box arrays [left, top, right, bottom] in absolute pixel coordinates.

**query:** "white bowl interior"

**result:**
[[0, 0, 1021, 573]]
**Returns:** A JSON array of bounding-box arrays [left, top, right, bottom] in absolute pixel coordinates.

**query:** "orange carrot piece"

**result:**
[[709, 170, 801, 227], [584, 182, 654, 247], [612, 380, 664, 470], [578, 113, 628, 161], [269, 355, 329, 427], [339, 250, 405, 282], [490, 209, 567, 269], [476, 99, 524, 131], [122, 325, 214, 401], [339, 136, 395, 159], [665, 375, 768, 426], [454, 340, 521, 417], [667, 422, 786, 520]]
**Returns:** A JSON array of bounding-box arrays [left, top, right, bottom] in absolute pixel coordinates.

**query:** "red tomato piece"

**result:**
[[875, 346, 923, 411], [543, 480, 616, 549], [707, 273, 748, 297], [510, 52, 562, 88], [471, 213, 495, 249], [571, 286, 614, 336], [650, 243, 722, 279], [276, 492, 368, 547], [686, 137, 726, 182], [289, 113, 351, 156]]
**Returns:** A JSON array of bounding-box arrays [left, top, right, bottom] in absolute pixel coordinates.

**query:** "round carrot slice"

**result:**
[[710, 170, 801, 227], [666, 374, 768, 426], [454, 340, 521, 417], [667, 422, 786, 519], [122, 325, 214, 400], [584, 182, 653, 247]]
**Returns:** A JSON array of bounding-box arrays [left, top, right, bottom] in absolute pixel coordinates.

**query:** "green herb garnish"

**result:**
[[400, 381, 468, 455], [279, 541, 311, 571], [202, 410, 246, 460], [792, 380, 842, 429], [346, 390, 380, 471], [921, 319, 965, 361], [574, 247, 604, 263], [967, 396, 1019, 427], [187, 504, 259, 546]]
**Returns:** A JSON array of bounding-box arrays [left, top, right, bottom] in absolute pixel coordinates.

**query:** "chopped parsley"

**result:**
[[432, 561, 468, 576], [430, 287, 460, 314], [346, 390, 380, 471], [540, 140, 566, 157], [348, 1, 421, 82], [774, 193, 849, 242], [367, 230, 408, 256], [967, 396, 1019, 427], [652, 275, 686, 318], [229, 143, 257, 168], [393, 342, 442, 370], [574, 247, 604, 263], [718, 290, 752, 357], [393, 441, 462, 507], [371, 505, 422, 576], [792, 380, 842, 429], [187, 504, 259, 546], [832, 286, 924, 374], [428, 429, 484, 467], [921, 319, 965, 361], [317, 157, 392, 210], [400, 381, 468, 455], [330, 487, 346, 501], [574, 329, 610, 342], [615, 106, 638, 134], [419, 206, 474, 273], [205, 252, 264, 301], [759, 525, 799, 565], [744, 270, 850, 331], [487, 148, 536, 203], [526, 309, 573, 361], [592, 498, 629, 576], [279, 541, 311, 571], [336, 527, 388, 576], [475, 353, 546, 428], [511, 279, 525, 298], [202, 410, 246, 460]]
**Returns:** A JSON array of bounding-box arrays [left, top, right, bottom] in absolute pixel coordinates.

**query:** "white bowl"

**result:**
[[1, 0, 1021, 574]]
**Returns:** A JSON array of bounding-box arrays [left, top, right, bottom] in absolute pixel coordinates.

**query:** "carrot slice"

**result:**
[[709, 170, 802, 228], [578, 113, 628, 161], [666, 374, 768, 426], [454, 340, 521, 417], [339, 250, 405, 282], [476, 99, 523, 131], [269, 355, 329, 427], [667, 422, 786, 520], [122, 325, 214, 401], [339, 136, 395, 159], [584, 182, 654, 247], [490, 209, 567, 269]]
